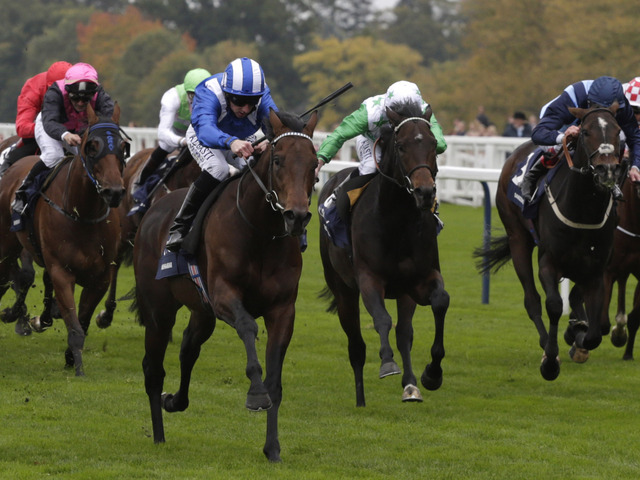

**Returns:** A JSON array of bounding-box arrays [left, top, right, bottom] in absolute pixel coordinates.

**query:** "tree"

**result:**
[[294, 36, 430, 128]]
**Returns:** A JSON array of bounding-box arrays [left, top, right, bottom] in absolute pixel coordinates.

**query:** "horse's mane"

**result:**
[[379, 100, 425, 145], [262, 110, 306, 140]]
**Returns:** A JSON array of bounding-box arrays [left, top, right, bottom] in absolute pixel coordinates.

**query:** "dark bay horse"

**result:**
[[0, 104, 127, 376], [601, 179, 640, 359], [133, 109, 318, 462], [318, 103, 448, 406], [477, 105, 624, 380], [0, 134, 36, 335], [95, 145, 200, 328]]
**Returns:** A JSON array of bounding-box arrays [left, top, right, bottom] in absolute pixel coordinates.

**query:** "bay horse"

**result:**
[[0, 134, 36, 336], [476, 104, 624, 380], [0, 104, 127, 376], [132, 109, 318, 462], [601, 179, 640, 359], [317, 102, 448, 407], [95, 145, 200, 328]]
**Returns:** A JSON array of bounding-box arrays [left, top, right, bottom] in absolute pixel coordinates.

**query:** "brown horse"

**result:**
[[318, 102, 448, 406], [133, 109, 318, 462], [477, 105, 625, 380], [601, 179, 640, 359], [0, 134, 37, 335], [0, 104, 127, 376], [95, 146, 200, 328]]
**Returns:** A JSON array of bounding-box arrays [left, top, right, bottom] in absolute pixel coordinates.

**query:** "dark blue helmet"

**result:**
[[587, 76, 625, 108]]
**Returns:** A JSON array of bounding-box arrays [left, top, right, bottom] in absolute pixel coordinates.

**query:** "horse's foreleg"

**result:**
[[395, 295, 419, 401], [261, 305, 295, 462], [564, 285, 587, 346], [96, 259, 120, 329], [575, 279, 605, 355], [226, 299, 271, 411], [422, 275, 449, 392], [163, 310, 215, 413], [611, 274, 630, 347], [623, 284, 640, 360], [359, 278, 400, 379], [30, 270, 55, 333]]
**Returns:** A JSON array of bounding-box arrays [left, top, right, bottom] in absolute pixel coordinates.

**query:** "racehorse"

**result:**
[[132, 109, 318, 462], [317, 102, 448, 406], [0, 104, 127, 376], [95, 146, 200, 328], [476, 104, 624, 380], [601, 178, 640, 359], [0, 134, 36, 335]]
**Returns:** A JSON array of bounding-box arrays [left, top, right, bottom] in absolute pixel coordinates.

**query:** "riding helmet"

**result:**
[[221, 57, 265, 97], [587, 76, 625, 108], [184, 68, 211, 93]]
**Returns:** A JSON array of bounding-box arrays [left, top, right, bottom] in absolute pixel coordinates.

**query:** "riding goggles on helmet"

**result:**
[[228, 94, 261, 107], [68, 92, 93, 102]]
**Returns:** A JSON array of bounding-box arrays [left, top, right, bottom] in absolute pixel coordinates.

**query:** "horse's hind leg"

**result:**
[[30, 270, 55, 333], [96, 259, 120, 329], [622, 282, 640, 360], [611, 274, 630, 347], [162, 310, 215, 413], [395, 295, 421, 402]]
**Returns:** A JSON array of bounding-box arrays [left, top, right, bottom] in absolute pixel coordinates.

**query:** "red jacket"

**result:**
[[15, 72, 48, 139]]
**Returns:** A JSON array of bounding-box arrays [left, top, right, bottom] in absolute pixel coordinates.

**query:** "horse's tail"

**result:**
[[120, 246, 134, 267], [123, 286, 142, 323], [473, 235, 512, 275], [319, 286, 338, 314]]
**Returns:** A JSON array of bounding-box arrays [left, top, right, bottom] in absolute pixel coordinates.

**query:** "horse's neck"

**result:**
[[236, 165, 281, 232], [62, 158, 102, 215], [549, 162, 612, 219]]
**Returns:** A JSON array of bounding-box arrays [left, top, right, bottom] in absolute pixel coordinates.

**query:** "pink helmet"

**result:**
[[624, 77, 640, 108], [46, 61, 72, 87], [64, 62, 99, 96]]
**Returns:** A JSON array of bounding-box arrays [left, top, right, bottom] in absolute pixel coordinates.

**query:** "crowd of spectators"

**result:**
[[448, 106, 538, 137]]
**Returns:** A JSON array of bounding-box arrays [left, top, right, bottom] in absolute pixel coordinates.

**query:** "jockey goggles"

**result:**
[[68, 91, 93, 102], [228, 94, 261, 107]]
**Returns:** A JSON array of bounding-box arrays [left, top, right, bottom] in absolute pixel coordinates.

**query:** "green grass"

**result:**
[[1, 200, 639, 479]]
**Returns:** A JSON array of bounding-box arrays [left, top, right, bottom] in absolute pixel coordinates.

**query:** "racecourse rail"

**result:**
[[0, 123, 569, 307]]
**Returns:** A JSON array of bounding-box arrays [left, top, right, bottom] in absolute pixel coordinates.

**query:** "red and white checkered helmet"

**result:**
[[624, 77, 640, 107]]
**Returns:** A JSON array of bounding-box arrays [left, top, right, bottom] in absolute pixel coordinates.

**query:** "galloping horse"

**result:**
[[133, 109, 318, 462], [0, 134, 36, 335], [95, 146, 200, 328], [318, 102, 448, 406], [477, 105, 624, 380], [0, 104, 127, 376], [601, 179, 640, 359]]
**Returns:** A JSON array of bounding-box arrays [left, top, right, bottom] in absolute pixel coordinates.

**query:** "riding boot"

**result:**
[[165, 172, 220, 252], [136, 146, 169, 188], [12, 159, 49, 215], [520, 158, 548, 202]]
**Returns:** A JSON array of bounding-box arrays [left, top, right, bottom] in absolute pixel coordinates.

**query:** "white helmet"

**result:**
[[384, 81, 423, 111], [624, 77, 640, 107]]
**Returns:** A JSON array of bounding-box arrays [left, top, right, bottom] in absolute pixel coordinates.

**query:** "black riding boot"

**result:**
[[137, 146, 169, 187], [12, 159, 49, 215], [520, 158, 548, 202], [165, 172, 220, 252]]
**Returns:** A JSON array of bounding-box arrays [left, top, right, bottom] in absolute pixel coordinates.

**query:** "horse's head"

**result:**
[[81, 103, 128, 207], [567, 103, 626, 191], [381, 102, 438, 210], [260, 108, 318, 236]]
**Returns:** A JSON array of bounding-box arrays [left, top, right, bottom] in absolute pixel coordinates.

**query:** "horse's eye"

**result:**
[[273, 155, 281, 166]]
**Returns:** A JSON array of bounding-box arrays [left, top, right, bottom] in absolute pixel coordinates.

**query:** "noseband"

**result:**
[[376, 116, 436, 194], [81, 122, 129, 192]]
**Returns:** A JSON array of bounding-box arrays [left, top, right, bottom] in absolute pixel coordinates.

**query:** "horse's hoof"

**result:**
[[0, 308, 16, 324], [379, 361, 401, 378], [96, 310, 113, 329], [15, 317, 32, 336], [563, 326, 576, 346], [245, 392, 272, 411], [402, 384, 423, 402], [569, 344, 590, 363], [29, 316, 52, 333], [540, 354, 560, 381], [421, 365, 443, 391], [610, 326, 628, 348]]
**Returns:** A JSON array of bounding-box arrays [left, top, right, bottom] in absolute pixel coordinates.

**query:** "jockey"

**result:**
[[132, 67, 211, 200], [11, 62, 115, 216], [0, 61, 72, 174], [624, 77, 640, 126], [520, 76, 640, 202], [315, 80, 447, 178], [165, 57, 278, 252]]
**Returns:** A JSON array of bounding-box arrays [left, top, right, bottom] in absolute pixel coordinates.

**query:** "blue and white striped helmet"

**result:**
[[221, 57, 266, 96]]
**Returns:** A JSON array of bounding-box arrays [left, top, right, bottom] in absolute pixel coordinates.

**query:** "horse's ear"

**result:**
[[568, 106, 587, 120], [87, 103, 98, 125], [111, 102, 121, 125], [303, 111, 318, 137], [424, 105, 433, 120], [609, 100, 619, 116], [269, 108, 283, 134], [386, 107, 401, 126]]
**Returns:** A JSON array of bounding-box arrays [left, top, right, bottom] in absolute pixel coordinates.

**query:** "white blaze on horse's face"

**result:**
[[595, 116, 616, 156], [415, 133, 424, 141]]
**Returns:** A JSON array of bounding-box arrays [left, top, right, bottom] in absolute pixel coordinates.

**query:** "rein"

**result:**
[[237, 130, 314, 237], [375, 116, 436, 194]]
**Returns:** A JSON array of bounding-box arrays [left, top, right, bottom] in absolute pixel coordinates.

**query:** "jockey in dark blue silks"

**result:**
[[520, 76, 640, 202]]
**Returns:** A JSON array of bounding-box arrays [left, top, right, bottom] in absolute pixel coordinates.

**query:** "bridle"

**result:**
[[375, 116, 436, 194], [237, 130, 314, 236]]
